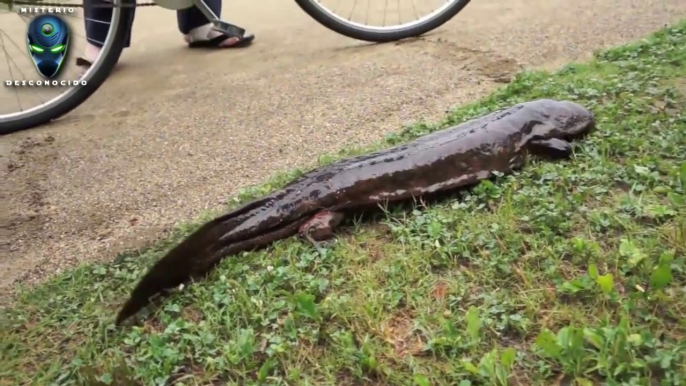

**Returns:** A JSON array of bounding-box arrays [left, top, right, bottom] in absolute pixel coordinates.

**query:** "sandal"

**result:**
[[187, 22, 255, 49], [76, 57, 92, 77], [76, 57, 92, 68]]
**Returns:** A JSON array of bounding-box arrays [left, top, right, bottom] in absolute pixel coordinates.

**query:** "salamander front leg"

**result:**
[[298, 210, 345, 253], [527, 138, 573, 159]]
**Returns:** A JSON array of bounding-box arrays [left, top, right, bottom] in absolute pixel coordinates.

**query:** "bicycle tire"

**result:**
[[293, 0, 471, 43], [0, 0, 135, 136]]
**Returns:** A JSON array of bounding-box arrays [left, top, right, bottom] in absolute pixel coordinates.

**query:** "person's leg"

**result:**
[[81, 0, 135, 63], [176, 0, 221, 35], [177, 0, 254, 48]]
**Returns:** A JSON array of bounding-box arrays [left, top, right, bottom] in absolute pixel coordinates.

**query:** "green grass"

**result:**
[[3, 21, 686, 386]]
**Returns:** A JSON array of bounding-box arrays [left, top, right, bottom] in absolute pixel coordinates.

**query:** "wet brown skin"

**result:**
[[115, 99, 595, 325]]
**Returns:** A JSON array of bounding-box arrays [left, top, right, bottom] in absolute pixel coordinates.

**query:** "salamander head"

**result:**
[[536, 99, 596, 140]]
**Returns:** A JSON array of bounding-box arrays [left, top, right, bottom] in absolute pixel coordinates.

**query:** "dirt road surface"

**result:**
[[2, 0, 684, 303]]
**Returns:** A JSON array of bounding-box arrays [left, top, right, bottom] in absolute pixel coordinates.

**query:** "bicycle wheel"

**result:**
[[294, 0, 471, 43], [0, 0, 134, 135]]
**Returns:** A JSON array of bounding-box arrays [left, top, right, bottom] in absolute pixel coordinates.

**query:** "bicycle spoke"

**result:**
[[397, 0, 401, 26], [383, 0, 387, 27], [0, 30, 33, 81], [311, 0, 457, 31], [0, 28, 50, 108], [0, 31, 24, 112], [84, 17, 114, 25], [347, 0, 355, 21], [411, 0, 419, 20]]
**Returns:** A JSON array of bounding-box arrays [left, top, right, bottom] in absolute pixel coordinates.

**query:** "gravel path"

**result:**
[[2, 0, 684, 303]]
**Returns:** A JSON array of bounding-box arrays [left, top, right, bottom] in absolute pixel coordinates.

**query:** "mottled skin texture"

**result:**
[[115, 99, 595, 325]]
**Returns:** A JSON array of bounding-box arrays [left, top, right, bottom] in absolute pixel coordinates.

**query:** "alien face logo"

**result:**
[[27, 15, 70, 79]]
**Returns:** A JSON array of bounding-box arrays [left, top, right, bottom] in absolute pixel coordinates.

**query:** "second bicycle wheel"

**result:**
[[0, 0, 135, 135], [294, 0, 471, 43]]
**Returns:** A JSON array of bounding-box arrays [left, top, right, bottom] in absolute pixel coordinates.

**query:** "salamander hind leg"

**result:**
[[527, 138, 573, 159], [298, 210, 345, 251]]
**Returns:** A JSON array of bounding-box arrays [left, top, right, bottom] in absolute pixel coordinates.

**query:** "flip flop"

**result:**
[[76, 57, 92, 68], [76, 57, 92, 77], [187, 22, 255, 49]]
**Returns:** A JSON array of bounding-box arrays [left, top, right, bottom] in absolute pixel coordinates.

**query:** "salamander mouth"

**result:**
[[564, 118, 596, 140], [557, 101, 596, 140]]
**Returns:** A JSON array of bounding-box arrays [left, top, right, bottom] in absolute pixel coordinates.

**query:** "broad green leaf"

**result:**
[[557, 327, 571, 348], [583, 328, 605, 349], [257, 358, 276, 381], [619, 239, 646, 267], [596, 274, 614, 294], [465, 306, 482, 341], [555, 326, 585, 352], [500, 347, 517, 370], [237, 328, 256, 358], [575, 378, 594, 386], [634, 165, 650, 175], [588, 263, 599, 279], [628, 334, 643, 345], [413, 374, 430, 386], [535, 329, 561, 358], [659, 250, 675, 265], [667, 192, 684, 206], [560, 281, 584, 293], [97, 373, 113, 385], [443, 317, 459, 339], [462, 360, 479, 374], [362, 355, 377, 371], [478, 350, 497, 375], [650, 264, 673, 290], [293, 293, 317, 319]]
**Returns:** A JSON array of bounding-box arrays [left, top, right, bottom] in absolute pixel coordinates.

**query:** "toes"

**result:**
[[217, 37, 241, 47]]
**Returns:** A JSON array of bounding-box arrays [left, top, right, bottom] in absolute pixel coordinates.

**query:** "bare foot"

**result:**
[[76, 42, 101, 76]]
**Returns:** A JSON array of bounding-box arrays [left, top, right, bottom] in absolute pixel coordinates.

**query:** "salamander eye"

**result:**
[[50, 44, 65, 53], [29, 44, 44, 53]]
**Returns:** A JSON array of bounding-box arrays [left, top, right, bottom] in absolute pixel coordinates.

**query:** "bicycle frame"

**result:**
[[153, 0, 247, 37], [195, 0, 247, 37]]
